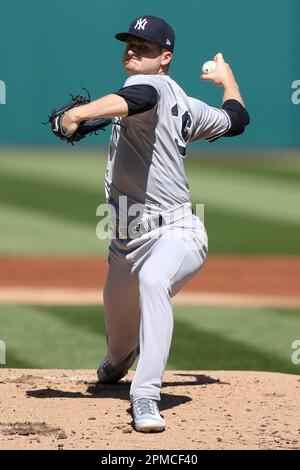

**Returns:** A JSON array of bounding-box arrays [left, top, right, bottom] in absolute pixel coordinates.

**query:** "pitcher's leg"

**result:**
[[130, 234, 205, 402], [103, 245, 140, 370]]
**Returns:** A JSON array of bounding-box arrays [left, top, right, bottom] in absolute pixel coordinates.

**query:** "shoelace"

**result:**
[[134, 399, 157, 416]]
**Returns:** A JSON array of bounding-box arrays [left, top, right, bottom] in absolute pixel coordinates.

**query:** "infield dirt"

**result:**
[[0, 255, 300, 308], [0, 369, 299, 450]]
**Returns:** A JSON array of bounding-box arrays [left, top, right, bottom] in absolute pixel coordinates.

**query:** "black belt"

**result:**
[[115, 214, 164, 240]]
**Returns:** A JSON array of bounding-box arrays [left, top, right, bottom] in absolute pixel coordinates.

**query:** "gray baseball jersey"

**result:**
[[102, 74, 228, 403], [105, 74, 230, 213]]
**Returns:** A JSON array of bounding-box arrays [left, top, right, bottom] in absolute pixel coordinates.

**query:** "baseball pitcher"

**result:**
[[53, 15, 250, 433]]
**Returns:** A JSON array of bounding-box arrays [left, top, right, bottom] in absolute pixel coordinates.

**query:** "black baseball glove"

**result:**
[[45, 89, 112, 144]]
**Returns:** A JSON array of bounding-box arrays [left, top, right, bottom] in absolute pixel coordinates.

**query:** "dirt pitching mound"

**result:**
[[0, 369, 299, 450]]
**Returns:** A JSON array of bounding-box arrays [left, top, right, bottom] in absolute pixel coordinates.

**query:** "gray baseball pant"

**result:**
[[103, 214, 208, 402]]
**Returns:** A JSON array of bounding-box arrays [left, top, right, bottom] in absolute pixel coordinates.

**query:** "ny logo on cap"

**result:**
[[134, 18, 148, 30]]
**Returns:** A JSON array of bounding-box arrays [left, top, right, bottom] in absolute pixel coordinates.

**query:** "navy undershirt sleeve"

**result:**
[[222, 99, 250, 137], [114, 85, 158, 116]]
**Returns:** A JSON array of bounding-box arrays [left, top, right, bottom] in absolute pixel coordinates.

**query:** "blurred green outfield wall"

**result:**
[[0, 0, 299, 147]]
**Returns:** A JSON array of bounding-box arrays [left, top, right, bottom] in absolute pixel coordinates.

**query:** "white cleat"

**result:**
[[132, 398, 166, 433]]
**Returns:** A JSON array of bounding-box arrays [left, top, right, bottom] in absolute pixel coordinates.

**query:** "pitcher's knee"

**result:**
[[138, 268, 169, 292]]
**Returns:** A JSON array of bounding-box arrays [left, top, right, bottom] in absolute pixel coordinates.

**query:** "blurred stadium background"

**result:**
[[0, 0, 299, 374]]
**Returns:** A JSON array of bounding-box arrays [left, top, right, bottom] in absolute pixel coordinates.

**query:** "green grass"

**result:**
[[0, 304, 299, 374], [0, 305, 106, 369], [187, 153, 300, 185], [171, 306, 300, 373], [204, 207, 300, 254], [0, 150, 109, 254], [0, 149, 299, 254], [188, 166, 300, 225]]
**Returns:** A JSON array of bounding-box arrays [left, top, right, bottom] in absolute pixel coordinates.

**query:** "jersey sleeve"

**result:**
[[187, 96, 231, 142], [123, 74, 163, 99], [114, 85, 158, 116]]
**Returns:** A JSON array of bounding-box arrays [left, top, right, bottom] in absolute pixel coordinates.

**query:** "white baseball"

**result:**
[[202, 60, 217, 74]]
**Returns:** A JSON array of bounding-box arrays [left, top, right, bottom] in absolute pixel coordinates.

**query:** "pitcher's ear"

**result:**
[[162, 50, 172, 66]]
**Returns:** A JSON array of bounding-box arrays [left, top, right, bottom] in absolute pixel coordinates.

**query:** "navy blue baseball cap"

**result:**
[[115, 15, 175, 52]]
